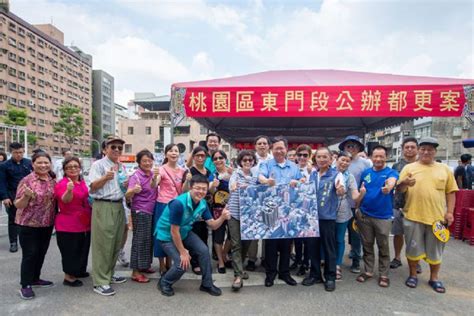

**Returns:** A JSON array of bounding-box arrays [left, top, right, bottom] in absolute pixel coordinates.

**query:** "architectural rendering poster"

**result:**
[[239, 182, 319, 240]]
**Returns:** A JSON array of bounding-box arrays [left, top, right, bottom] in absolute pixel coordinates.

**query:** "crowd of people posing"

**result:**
[[0, 132, 458, 300]]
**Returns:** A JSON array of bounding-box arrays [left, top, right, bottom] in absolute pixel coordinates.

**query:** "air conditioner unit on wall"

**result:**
[[28, 100, 34, 106]]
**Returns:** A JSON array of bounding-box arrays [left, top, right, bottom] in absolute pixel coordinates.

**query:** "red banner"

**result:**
[[183, 85, 467, 117]]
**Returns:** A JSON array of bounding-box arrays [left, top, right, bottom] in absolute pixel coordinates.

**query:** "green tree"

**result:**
[[54, 103, 84, 150], [27, 134, 37, 147], [2, 105, 28, 126]]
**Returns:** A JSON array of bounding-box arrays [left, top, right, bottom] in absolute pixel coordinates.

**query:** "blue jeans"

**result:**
[[159, 231, 213, 288], [335, 221, 349, 266], [349, 209, 361, 265]]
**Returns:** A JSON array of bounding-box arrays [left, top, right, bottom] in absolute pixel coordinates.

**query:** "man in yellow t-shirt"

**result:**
[[397, 137, 458, 294]]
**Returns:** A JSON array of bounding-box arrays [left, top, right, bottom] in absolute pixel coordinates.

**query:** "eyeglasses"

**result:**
[[194, 154, 206, 158], [213, 156, 225, 161], [65, 165, 80, 170], [110, 145, 123, 151], [297, 153, 309, 158], [242, 158, 254, 163]]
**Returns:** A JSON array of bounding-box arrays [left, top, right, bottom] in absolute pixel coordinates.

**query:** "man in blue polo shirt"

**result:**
[[355, 145, 398, 288], [258, 136, 303, 287], [156, 174, 230, 297]]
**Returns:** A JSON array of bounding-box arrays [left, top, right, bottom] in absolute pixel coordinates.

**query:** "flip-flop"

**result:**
[[356, 273, 373, 283], [428, 280, 446, 294], [405, 276, 418, 288]]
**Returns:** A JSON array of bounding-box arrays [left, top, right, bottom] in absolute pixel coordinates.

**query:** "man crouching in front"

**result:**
[[155, 174, 230, 297]]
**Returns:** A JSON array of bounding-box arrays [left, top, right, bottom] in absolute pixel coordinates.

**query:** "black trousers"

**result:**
[[265, 238, 291, 278], [56, 231, 91, 276], [308, 220, 337, 282], [294, 238, 309, 266], [5, 204, 18, 244], [191, 221, 209, 269], [18, 225, 53, 287]]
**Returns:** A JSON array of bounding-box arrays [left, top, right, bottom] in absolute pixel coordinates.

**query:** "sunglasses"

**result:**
[[345, 144, 358, 149], [213, 156, 225, 161], [297, 153, 309, 158], [110, 145, 123, 151], [242, 158, 254, 163], [65, 165, 80, 170], [194, 154, 206, 158]]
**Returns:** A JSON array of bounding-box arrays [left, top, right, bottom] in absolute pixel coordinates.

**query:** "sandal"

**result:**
[[428, 280, 446, 294], [232, 277, 243, 291], [131, 274, 150, 283], [378, 276, 390, 288], [336, 267, 342, 281], [356, 273, 373, 283], [405, 276, 418, 288], [192, 267, 202, 275]]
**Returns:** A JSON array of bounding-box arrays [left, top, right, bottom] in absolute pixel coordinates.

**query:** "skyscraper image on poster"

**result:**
[[239, 182, 319, 240]]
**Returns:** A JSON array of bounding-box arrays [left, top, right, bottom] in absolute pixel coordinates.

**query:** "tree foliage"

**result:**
[[53, 103, 84, 149], [2, 105, 28, 126]]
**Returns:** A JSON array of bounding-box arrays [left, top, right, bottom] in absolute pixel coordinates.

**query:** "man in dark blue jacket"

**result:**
[[0, 142, 32, 252]]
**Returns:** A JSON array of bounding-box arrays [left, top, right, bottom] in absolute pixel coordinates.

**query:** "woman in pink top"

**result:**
[[153, 144, 187, 275], [14, 151, 56, 300], [54, 156, 91, 288]]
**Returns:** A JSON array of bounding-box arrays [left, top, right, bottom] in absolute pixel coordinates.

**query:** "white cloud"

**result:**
[[191, 51, 215, 79], [114, 88, 135, 106]]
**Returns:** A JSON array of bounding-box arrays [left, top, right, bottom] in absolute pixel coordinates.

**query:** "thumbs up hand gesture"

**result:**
[[66, 177, 74, 191], [382, 179, 391, 194], [335, 179, 345, 196], [133, 183, 142, 194], [359, 182, 367, 196], [405, 173, 416, 187], [23, 184, 35, 199], [105, 167, 115, 181]]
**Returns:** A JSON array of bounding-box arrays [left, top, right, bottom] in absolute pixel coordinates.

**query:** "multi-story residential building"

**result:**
[[118, 93, 233, 157], [0, 6, 92, 154], [114, 102, 130, 135], [92, 70, 114, 141]]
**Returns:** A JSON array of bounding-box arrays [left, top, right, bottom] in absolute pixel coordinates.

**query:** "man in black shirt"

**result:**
[[454, 154, 472, 190], [0, 142, 33, 252]]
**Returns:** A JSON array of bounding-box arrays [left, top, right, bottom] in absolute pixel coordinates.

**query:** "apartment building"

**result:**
[[0, 7, 92, 154], [92, 70, 114, 141]]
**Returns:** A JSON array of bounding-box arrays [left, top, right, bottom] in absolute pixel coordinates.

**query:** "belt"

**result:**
[[94, 198, 123, 203]]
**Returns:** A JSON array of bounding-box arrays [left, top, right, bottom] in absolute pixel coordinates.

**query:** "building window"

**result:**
[[125, 144, 132, 153], [8, 67, 16, 77], [128, 127, 134, 135], [145, 127, 152, 135]]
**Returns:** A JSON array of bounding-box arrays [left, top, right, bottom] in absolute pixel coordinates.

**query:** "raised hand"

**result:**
[[335, 179, 345, 195], [221, 206, 231, 220], [23, 184, 35, 199], [382, 179, 391, 194], [359, 182, 367, 196], [404, 173, 416, 187], [66, 177, 74, 191], [133, 183, 142, 194], [105, 167, 115, 181]]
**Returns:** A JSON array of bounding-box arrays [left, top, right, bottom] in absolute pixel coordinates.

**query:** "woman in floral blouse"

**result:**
[[14, 151, 56, 300]]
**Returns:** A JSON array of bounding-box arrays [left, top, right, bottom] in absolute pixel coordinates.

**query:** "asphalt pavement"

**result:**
[[0, 216, 473, 315]]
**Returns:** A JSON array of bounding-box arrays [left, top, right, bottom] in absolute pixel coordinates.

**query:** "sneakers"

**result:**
[[19, 286, 35, 300], [93, 285, 116, 296], [350, 264, 361, 274], [390, 258, 403, 269], [32, 279, 54, 288], [9, 242, 18, 253], [111, 275, 127, 284], [117, 249, 129, 267]]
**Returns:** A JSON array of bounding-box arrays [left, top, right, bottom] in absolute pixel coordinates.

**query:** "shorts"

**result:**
[[403, 218, 445, 265], [212, 220, 228, 244], [391, 208, 404, 235]]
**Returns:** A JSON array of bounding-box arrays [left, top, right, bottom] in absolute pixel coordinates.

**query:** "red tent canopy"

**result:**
[[171, 69, 473, 144]]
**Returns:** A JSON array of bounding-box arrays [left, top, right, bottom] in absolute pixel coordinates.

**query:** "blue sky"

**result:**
[[11, 0, 473, 105]]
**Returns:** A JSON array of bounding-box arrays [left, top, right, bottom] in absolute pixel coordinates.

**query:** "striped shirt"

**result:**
[[228, 169, 258, 220], [88, 157, 125, 200]]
